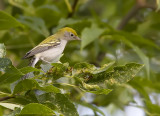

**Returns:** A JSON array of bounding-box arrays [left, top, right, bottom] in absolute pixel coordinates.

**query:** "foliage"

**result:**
[[0, 0, 159, 115]]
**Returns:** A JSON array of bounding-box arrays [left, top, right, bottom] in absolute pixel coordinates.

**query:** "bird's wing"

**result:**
[[23, 37, 61, 59]]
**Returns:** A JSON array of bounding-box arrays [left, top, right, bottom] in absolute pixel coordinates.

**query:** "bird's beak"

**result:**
[[76, 36, 81, 40]]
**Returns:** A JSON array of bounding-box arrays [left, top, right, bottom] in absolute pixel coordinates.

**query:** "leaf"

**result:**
[[18, 16, 49, 37], [104, 34, 150, 78], [56, 18, 91, 33], [85, 88, 112, 95], [0, 71, 22, 84], [117, 35, 150, 78], [64, 0, 72, 12], [73, 62, 96, 71], [129, 79, 150, 101], [46, 63, 68, 80], [37, 93, 79, 116], [79, 81, 112, 95], [0, 43, 6, 58], [36, 4, 60, 27], [0, 10, 22, 30], [73, 62, 114, 75], [19, 103, 55, 115], [77, 101, 105, 116], [72, 62, 115, 82], [81, 24, 105, 50], [0, 58, 22, 84], [116, 31, 160, 50], [13, 79, 60, 94], [56, 18, 80, 32], [146, 100, 160, 115], [0, 58, 12, 71], [86, 63, 143, 84], [19, 66, 43, 74], [92, 61, 115, 74], [0, 103, 21, 110]]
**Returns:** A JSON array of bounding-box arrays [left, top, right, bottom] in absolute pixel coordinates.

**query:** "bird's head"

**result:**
[[58, 27, 81, 41]]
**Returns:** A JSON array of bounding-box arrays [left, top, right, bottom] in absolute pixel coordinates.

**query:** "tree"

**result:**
[[0, 0, 159, 115]]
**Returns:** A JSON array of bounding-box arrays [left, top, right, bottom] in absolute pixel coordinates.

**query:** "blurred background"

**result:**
[[0, 0, 160, 116]]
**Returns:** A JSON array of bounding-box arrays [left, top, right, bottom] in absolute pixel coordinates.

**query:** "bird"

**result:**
[[22, 27, 80, 79]]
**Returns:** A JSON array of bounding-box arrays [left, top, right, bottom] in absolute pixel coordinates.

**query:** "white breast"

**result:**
[[35, 39, 67, 63]]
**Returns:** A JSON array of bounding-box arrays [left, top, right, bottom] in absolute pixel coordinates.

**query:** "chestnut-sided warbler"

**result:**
[[23, 27, 80, 79]]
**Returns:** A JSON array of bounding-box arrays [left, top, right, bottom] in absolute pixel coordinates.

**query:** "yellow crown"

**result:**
[[58, 27, 78, 36]]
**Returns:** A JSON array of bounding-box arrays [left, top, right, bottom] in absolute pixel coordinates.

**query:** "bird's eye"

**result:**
[[71, 33, 74, 36]]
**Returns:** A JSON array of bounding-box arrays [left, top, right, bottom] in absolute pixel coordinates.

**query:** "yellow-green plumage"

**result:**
[[23, 27, 79, 59], [23, 27, 80, 66], [39, 27, 78, 45], [22, 27, 80, 79]]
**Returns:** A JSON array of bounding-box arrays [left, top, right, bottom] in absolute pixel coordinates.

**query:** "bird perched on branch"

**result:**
[[22, 27, 80, 79]]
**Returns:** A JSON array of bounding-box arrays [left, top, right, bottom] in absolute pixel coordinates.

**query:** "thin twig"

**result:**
[[97, 0, 156, 64], [0, 96, 15, 102], [67, 0, 79, 18], [117, 5, 141, 30], [117, 0, 157, 30]]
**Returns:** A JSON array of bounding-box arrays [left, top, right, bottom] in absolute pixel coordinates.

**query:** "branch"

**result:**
[[117, 0, 157, 30], [67, 0, 79, 18], [96, 0, 156, 64], [117, 5, 141, 30], [0, 96, 15, 101]]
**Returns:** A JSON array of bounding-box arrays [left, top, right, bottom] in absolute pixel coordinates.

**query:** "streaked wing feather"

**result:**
[[23, 38, 60, 59]]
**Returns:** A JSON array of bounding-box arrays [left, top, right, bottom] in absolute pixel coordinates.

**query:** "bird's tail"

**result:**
[[21, 57, 38, 80]]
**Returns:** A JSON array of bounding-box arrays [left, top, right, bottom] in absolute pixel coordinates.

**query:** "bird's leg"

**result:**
[[30, 57, 39, 67], [21, 57, 39, 80]]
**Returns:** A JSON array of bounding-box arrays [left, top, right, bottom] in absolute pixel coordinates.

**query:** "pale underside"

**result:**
[[24, 39, 68, 67], [36, 39, 67, 63]]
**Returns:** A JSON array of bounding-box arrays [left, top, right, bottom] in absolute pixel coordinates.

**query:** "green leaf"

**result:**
[[81, 24, 105, 50], [0, 103, 21, 110], [0, 58, 12, 71], [146, 100, 160, 115], [78, 78, 112, 95], [116, 31, 160, 50], [20, 103, 55, 115], [37, 93, 79, 116], [36, 4, 60, 27], [92, 61, 115, 74], [87, 63, 143, 84], [85, 88, 112, 95], [0, 72, 22, 84], [46, 63, 68, 80], [118, 35, 150, 78], [13, 79, 60, 94], [129, 79, 150, 101], [73, 62, 114, 75], [55, 18, 81, 31], [55, 18, 91, 35], [18, 16, 49, 37], [19, 66, 43, 74], [0, 58, 22, 84], [72, 62, 115, 82], [0, 43, 6, 58], [64, 0, 72, 12], [104, 34, 150, 78], [0, 10, 22, 30], [73, 62, 96, 71]]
